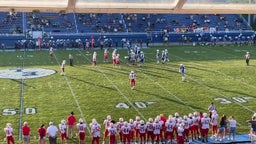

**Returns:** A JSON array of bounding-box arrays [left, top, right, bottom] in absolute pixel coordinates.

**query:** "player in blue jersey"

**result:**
[[179, 64, 185, 81]]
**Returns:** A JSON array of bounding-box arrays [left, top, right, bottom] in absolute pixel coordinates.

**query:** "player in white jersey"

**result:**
[[77, 118, 87, 144], [134, 116, 141, 143], [165, 115, 175, 144], [153, 117, 162, 143], [245, 51, 250, 66], [112, 49, 117, 66], [103, 115, 112, 143], [211, 110, 218, 139], [117, 118, 125, 143], [129, 119, 135, 142], [193, 112, 200, 140], [92, 51, 97, 66], [115, 54, 120, 68], [138, 120, 147, 144], [61, 60, 66, 75], [59, 120, 68, 144], [177, 124, 184, 144], [129, 71, 136, 90], [174, 112, 180, 139], [156, 49, 160, 63], [49, 47, 54, 58], [164, 49, 169, 62], [4, 123, 15, 144], [120, 122, 131, 143], [182, 115, 190, 142], [90, 119, 101, 144], [188, 113, 194, 141], [201, 113, 210, 143], [146, 118, 154, 144], [104, 49, 108, 62], [108, 123, 117, 144]]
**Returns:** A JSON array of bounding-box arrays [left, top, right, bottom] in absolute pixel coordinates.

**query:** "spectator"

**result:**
[[47, 121, 58, 144], [228, 116, 236, 141], [38, 124, 46, 144], [67, 111, 77, 138], [22, 122, 30, 144]]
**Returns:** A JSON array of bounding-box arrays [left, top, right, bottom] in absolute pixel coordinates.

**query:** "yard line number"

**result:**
[[2, 107, 37, 116], [214, 96, 254, 104]]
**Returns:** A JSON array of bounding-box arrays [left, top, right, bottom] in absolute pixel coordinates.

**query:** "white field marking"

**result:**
[[120, 57, 196, 112], [78, 51, 146, 120], [170, 54, 256, 126], [190, 62, 256, 90], [53, 53, 90, 133]]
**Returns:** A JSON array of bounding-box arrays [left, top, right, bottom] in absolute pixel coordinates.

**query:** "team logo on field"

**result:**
[[0, 68, 56, 79]]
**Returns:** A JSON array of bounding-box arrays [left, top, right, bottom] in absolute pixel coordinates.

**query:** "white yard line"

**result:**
[[53, 53, 91, 133], [123, 57, 197, 112], [78, 51, 147, 120]]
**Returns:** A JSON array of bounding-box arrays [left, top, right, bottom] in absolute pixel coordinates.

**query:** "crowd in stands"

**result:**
[[0, 11, 22, 34], [0, 11, 252, 35]]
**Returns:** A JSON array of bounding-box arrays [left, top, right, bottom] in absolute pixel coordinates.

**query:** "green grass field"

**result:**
[[0, 45, 255, 143]]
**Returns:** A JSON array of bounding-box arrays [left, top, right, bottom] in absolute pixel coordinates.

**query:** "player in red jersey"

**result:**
[[59, 120, 68, 144], [77, 118, 87, 144], [67, 111, 76, 138]]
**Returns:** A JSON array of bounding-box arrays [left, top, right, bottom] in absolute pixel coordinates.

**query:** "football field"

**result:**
[[0, 45, 255, 143]]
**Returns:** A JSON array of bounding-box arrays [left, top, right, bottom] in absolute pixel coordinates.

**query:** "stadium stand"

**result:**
[[0, 12, 254, 49]]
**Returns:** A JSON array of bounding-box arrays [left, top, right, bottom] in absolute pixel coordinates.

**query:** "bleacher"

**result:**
[[0, 12, 254, 48]]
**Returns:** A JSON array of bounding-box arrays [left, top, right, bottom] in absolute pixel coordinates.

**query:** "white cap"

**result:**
[[180, 64, 183, 66], [24, 122, 28, 125], [131, 71, 134, 73], [49, 121, 53, 125]]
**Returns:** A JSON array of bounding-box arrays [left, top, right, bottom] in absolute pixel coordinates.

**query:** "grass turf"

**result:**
[[0, 45, 255, 143]]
